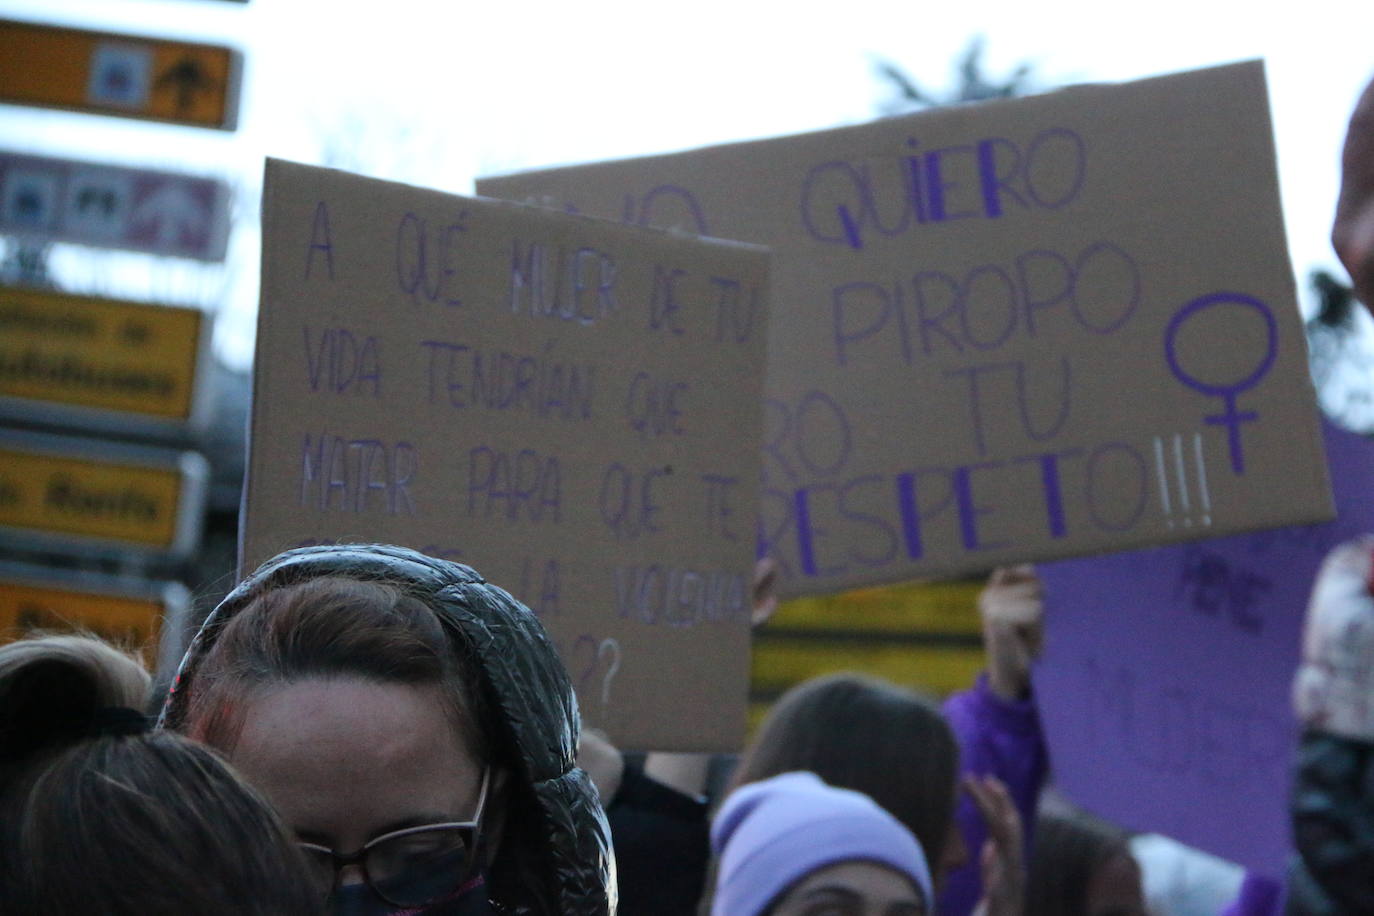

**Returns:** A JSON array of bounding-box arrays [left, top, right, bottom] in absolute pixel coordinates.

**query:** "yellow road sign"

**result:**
[[747, 578, 987, 736], [751, 636, 985, 697], [0, 285, 209, 430], [3, 580, 156, 652], [0, 18, 241, 130], [768, 578, 984, 634], [0, 563, 192, 669], [0, 432, 206, 555]]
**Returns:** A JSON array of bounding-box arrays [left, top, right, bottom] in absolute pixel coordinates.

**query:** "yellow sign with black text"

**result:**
[[0, 19, 240, 129], [748, 578, 986, 734], [0, 579, 164, 652], [0, 286, 204, 422], [0, 446, 184, 549]]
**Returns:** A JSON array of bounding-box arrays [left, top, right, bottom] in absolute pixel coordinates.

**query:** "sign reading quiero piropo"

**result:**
[[479, 61, 1333, 596]]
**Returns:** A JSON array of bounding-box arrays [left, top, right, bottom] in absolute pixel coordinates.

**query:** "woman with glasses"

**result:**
[[160, 543, 614, 916]]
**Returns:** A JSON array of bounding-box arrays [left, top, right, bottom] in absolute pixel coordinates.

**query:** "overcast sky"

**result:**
[[3, 0, 1372, 370]]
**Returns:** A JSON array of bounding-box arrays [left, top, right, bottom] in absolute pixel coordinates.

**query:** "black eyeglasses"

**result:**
[[297, 767, 490, 907]]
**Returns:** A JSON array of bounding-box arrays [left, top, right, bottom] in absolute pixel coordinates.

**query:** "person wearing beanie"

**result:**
[[710, 771, 933, 916]]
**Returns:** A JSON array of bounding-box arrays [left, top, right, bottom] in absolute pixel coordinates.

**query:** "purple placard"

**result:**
[[1038, 415, 1374, 877]]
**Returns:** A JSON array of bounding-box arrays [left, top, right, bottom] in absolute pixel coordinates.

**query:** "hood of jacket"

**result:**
[[159, 543, 615, 916]]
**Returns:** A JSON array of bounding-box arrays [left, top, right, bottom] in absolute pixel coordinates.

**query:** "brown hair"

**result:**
[[177, 574, 550, 906], [731, 672, 959, 866], [0, 635, 321, 915], [1024, 809, 1133, 916], [182, 576, 496, 765]]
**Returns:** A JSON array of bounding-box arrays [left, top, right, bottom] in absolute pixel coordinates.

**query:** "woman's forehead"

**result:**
[[226, 677, 483, 845]]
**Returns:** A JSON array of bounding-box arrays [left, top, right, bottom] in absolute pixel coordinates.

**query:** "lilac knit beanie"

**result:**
[[710, 771, 932, 916]]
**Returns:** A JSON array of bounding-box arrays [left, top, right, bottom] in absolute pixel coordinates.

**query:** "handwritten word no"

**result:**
[[800, 128, 1087, 250]]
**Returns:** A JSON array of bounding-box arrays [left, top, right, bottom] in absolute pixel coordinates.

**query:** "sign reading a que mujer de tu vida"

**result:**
[[480, 60, 1333, 595], [243, 160, 770, 751]]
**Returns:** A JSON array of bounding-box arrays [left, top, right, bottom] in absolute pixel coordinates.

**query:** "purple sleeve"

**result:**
[[937, 673, 1050, 916], [1218, 874, 1284, 916]]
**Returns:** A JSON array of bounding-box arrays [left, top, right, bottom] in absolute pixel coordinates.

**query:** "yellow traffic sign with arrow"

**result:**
[[0, 19, 241, 130]]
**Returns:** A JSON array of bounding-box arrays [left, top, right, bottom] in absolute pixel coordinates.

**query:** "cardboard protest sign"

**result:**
[[480, 61, 1332, 597], [1036, 416, 1374, 877], [244, 159, 769, 750]]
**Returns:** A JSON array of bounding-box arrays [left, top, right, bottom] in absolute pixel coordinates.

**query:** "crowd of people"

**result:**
[[2, 71, 1373, 916], [0, 532, 1368, 914]]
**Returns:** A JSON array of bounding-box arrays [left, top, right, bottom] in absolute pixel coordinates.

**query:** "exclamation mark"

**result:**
[[1154, 433, 1215, 529], [1193, 432, 1212, 526], [1154, 436, 1174, 529], [1173, 434, 1193, 527]]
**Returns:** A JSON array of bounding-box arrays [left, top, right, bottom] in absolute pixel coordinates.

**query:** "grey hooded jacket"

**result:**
[[160, 543, 616, 916]]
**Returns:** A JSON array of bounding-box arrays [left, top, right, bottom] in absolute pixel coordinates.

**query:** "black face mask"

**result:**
[[330, 873, 493, 916]]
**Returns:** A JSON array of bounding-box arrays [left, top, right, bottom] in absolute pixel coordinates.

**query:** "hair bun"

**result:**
[[0, 638, 151, 774]]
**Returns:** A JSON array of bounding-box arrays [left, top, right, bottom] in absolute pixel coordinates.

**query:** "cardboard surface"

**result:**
[[245, 159, 770, 750], [1037, 416, 1374, 877], [480, 61, 1332, 596]]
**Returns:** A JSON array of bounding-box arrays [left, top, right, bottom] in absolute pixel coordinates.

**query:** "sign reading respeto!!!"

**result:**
[[480, 61, 1333, 595]]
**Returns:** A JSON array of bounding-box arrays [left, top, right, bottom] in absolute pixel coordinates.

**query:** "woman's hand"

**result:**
[[966, 775, 1025, 916], [979, 565, 1044, 702]]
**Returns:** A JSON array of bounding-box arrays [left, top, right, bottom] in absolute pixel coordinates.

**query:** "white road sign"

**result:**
[[0, 151, 230, 262]]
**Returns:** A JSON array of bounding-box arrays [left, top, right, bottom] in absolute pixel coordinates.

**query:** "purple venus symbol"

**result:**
[[1164, 292, 1277, 475]]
